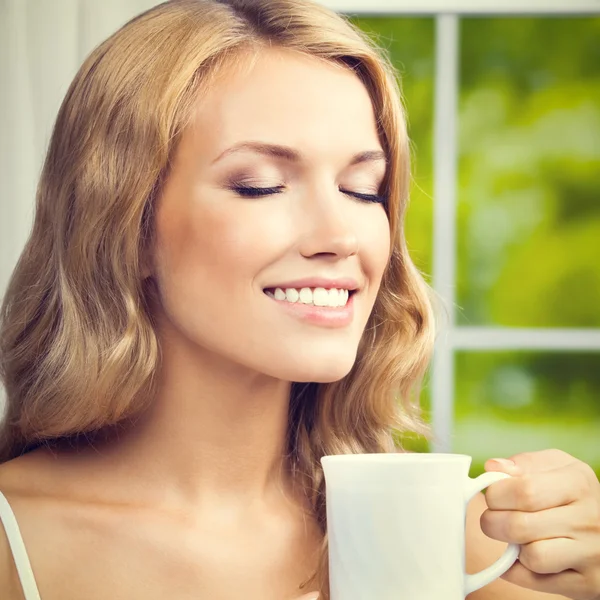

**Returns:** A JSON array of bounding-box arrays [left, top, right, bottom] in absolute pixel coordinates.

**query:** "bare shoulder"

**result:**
[[0, 447, 123, 600], [465, 492, 566, 600], [0, 443, 93, 503], [0, 449, 61, 599], [0, 467, 23, 599]]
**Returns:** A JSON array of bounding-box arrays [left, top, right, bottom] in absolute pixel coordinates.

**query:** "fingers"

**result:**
[[518, 538, 584, 574], [482, 451, 600, 599], [481, 504, 576, 544], [485, 449, 580, 479], [485, 465, 595, 512], [507, 449, 581, 474], [501, 562, 594, 599]]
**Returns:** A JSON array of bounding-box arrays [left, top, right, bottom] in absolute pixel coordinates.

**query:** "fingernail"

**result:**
[[490, 458, 515, 467]]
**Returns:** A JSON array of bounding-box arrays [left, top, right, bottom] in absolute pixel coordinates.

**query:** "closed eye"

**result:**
[[341, 189, 387, 204], [230, 185, 387, 204], [230, 185, 285, 197]]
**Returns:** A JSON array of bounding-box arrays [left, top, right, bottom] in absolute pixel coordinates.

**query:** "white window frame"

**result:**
[[323, 0, 600, 451]]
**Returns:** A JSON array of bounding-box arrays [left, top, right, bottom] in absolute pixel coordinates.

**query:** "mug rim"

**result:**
[[321, 452, 472, 464]]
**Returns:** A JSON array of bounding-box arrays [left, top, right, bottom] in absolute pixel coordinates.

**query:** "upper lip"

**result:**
[[263, 277, 361, 291]]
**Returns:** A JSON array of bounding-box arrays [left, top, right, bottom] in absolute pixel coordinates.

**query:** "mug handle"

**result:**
[[463, 472, 520, 596]]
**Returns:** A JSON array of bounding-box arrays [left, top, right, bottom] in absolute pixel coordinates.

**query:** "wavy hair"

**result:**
[[0, 0, 436, 595]]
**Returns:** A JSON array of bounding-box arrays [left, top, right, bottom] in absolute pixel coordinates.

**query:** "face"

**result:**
[[151, 47, 391, 383]]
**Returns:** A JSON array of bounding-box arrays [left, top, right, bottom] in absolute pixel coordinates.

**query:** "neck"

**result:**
[[94, 318, 295, 510]]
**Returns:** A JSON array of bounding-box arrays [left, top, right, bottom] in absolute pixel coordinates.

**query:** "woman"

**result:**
[[0, 0, 598, 598]]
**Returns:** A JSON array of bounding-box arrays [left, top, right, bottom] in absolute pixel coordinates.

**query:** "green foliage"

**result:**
[[456, 18, 600, 327], [351, 15, 600, 474]]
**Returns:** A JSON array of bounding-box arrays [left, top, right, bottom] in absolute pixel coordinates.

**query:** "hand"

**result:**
[[482, 450, 600, 600], [294, 594, 319, 600]]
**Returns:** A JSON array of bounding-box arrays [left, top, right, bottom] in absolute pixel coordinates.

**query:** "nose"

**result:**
[[297, 185, 360, 260]]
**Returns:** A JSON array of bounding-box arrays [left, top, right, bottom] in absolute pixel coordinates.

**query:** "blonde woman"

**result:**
[[0, 1, 598, 599]]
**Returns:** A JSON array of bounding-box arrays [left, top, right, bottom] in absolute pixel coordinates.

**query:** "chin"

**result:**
[[269, 353, 358, 384]]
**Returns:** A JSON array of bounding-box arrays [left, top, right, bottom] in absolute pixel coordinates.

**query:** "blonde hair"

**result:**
[[0, 0, 435, 595]]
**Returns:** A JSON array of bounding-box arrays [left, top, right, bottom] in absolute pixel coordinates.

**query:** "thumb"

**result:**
[[486, 449, 579, 476], [484, 457, 522, 476]]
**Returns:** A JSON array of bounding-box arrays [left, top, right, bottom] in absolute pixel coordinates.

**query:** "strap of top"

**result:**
[[0, 490, 42, 600]]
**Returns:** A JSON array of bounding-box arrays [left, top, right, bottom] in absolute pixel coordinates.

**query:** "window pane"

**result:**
[[350, 16, 435, 275], [454, 351, 600, 478], [457, 17, 600, 327]]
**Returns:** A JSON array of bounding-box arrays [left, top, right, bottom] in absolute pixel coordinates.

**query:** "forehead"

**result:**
[[188, 47, 383, 162]]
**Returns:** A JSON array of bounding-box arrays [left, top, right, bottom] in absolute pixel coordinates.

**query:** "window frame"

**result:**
[[321, 0, 600, 451]]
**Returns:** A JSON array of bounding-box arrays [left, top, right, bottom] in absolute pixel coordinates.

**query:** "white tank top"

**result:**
[[0, 490, 42, 599]]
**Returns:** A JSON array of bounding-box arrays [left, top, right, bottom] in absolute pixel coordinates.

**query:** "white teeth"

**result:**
[[313, 287, 329, 306], [326, 288, 339, 307], [285, 288, 299, 303], [299, 287, 313, 304], [266, 286, 351, 307]]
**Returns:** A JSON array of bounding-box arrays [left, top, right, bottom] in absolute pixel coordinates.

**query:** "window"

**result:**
[[323, 1, 600, 477]]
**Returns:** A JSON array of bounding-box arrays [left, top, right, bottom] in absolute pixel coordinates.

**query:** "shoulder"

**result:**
[[0, 447, 118, 599], [0, 451, 55, 598], [0, 485, 22, 598]]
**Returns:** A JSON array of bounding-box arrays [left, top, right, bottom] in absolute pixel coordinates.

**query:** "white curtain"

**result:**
[[0, 0, 162, 405]]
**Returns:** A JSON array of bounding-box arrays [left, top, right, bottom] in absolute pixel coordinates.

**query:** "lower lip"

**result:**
[[264, 291, 356, 328]]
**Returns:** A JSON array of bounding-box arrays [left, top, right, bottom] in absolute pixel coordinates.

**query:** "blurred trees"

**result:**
[[351, 15, 600, 474]]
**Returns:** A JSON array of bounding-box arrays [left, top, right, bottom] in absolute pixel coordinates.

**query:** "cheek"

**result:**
[[154, 206, 248, 303], [152, 199, 292, 323], [152, 209, 251, 354]]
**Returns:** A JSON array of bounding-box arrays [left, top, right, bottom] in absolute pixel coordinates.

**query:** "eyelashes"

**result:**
[[230, 185, 285, 197], [228, 184, 387, 205], [346, 190, 388, 205]]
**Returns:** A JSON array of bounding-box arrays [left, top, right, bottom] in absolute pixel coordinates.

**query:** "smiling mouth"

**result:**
[[262, 287, 357, 308]]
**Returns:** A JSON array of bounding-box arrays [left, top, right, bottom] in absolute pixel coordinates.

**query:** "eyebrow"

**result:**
[[211, 141, 388, 167]]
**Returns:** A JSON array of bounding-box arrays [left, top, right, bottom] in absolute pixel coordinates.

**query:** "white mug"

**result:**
[[321, 453, 520, 600]]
